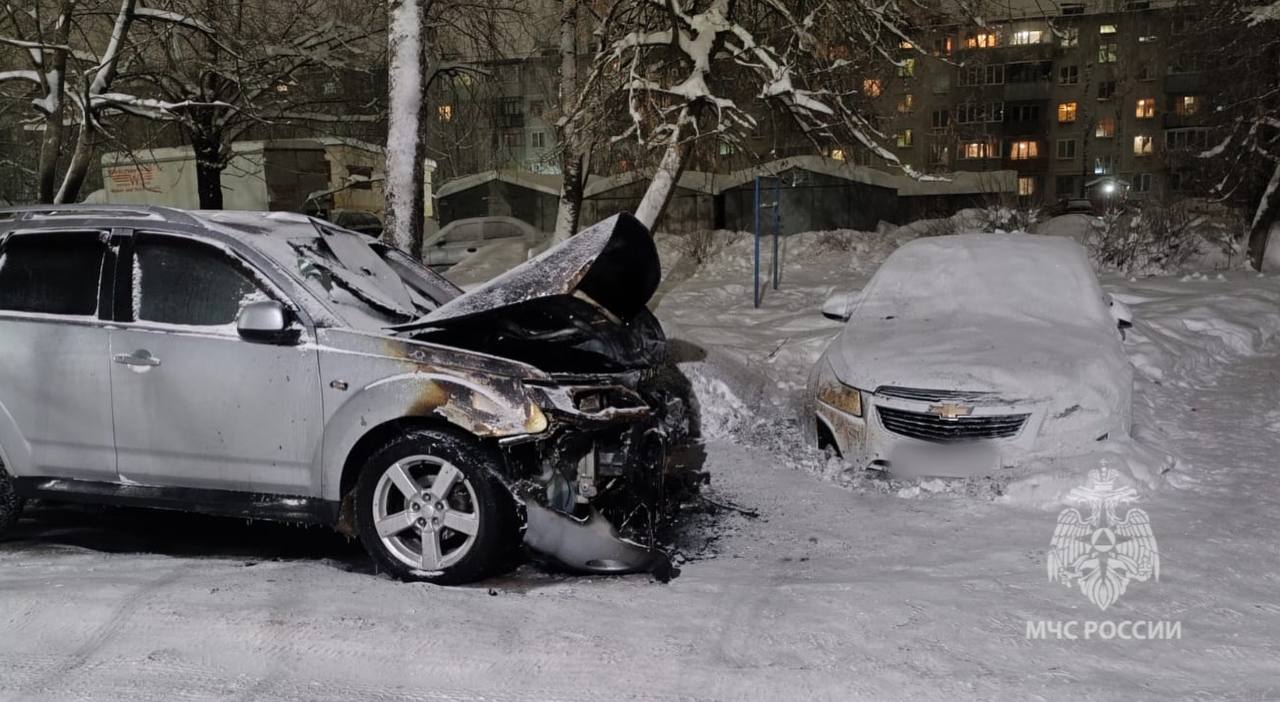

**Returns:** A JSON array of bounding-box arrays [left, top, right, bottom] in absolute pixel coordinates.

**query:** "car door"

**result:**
[[0, 230, 117, 481], [427, 222, 483, 268], [108, 231, 324, 495]]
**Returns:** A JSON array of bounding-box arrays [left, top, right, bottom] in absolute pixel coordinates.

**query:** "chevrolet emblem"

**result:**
[[928, 402, 973, 420]]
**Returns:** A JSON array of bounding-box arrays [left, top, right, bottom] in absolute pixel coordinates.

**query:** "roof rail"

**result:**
[[0, 204, 198, 225]]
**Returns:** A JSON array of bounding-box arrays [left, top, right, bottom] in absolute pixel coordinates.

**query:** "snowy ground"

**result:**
[[3, 223, 1279, 701]]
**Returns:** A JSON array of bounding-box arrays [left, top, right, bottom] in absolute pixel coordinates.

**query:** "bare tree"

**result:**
[[562, 0, 978, 232], [0, 0, 203, 203], [1196, 0, 1280, 269], [112, 0, 381, 210]]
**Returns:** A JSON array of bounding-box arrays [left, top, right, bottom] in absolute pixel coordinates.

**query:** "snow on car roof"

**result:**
[[857, 233, 1110, 326]]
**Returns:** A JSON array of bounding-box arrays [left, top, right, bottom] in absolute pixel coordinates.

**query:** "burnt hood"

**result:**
[[401, 213, 659, 329], [394, 213, 665, 373]]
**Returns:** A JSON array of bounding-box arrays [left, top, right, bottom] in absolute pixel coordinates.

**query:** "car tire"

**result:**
[[354, 428, 513, 584], [0, 465, 24, 534]]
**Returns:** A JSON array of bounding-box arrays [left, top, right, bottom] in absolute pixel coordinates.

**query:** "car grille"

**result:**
[[877, 406, 1029, 443], [875, 386, 996, 403]]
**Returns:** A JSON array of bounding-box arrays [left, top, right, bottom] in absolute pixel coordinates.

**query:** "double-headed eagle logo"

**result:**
[[1047, 461, 1160, 610]]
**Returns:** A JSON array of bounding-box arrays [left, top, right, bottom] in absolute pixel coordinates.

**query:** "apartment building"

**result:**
[[876, 0, 1207, 206]]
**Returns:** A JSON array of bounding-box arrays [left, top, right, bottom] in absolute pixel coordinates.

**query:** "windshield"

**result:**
[[199, 212, 460, 330], [287, 224, 463, 329], [855, 236, 1110, 327]]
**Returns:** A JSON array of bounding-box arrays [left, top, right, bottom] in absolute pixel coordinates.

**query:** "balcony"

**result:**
[[1004, 81, 1052, 102], [1164, 73, 1204, 94], [1163, 112, 1203, 129]]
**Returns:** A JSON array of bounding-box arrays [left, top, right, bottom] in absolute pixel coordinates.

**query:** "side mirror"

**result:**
[[1108, 296, 1134, 339], [237, 300, 299, 344], [822, 292, 857, 322]]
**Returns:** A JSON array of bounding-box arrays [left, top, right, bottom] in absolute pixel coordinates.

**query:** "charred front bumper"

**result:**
[[499, 373, 688, 576]]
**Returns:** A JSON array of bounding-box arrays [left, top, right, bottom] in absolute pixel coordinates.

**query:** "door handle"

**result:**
[[113, 350, 161, 367]]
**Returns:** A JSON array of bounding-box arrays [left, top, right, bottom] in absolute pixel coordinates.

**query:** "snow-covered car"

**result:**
[[0, 205, 683, 583], [808, 234, 1133, 478], [424, 216, 547, 270]]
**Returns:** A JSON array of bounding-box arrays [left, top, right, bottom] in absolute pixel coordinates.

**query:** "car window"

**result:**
[[134, 238, 268, 326], [444, 223, 484, 243], [0, 233, 105, 316]]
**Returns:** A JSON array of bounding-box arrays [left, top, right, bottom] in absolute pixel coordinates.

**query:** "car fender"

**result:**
[[318, 370, 545, 501]]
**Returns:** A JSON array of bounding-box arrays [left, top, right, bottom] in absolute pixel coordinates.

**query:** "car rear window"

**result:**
[[0, 234, 105, 316]]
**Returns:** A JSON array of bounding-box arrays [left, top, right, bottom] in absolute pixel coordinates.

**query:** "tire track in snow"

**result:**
[[13, 562, 186, 701]]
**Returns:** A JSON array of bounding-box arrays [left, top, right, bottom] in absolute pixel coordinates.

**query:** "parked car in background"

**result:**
[[0, 206, 682, 583], [424, 216, 547, 269], [327, 209, 383, 238], [808, 234, 1133, 478]]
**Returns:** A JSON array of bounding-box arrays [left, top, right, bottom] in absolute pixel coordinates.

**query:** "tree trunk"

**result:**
[[1247, 161, 1280, 270], [54, 117, 96, 203], [551, 0, 583, 243], [553, 155, 584, 242], [384, 0, 428, 258], [35, 7, 73, 204], [36, 117, 64, 204], [191, 130, 225, 210], [635, 132, 689, 232]]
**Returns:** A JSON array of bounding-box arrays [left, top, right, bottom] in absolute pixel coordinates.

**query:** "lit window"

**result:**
[[897, 94, 915, 113], [830, 149, 846, 161], [1135, 98, 1156, 119], [1060, 27, 1079, 47], [1094, 155, 1115, 175], [437, 104, 454, 122], [862, 79, 882, 97], [1009, 140, 1040, 160], [896, 129, 915, 147], [1175, 95, 1200, 115], [1099, 24, 1118, 34], [1098, 42, 1118, 63], [959, 140, 999, 159], [1018, 176, 1037, 196], [1057, 139, 1077, 159], [898, 58, 916, 77], [965, 31, 999, 49], [1010, 30, 1044, 45], [899, 39, 915, 50], [1058, 101, 1078, 123], [1133, 135, 1154, 155], [1096, 117, 1116, 138]]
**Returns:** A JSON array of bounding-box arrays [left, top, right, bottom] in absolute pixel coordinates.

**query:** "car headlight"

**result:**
[[816, 362, 863, 417]]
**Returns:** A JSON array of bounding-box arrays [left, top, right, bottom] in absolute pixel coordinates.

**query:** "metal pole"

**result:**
[[753, 176, 761, 308], [772, 177, 781, 290]]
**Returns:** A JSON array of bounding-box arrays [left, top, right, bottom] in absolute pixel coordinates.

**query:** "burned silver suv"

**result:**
[[0, 206, 685, 583]]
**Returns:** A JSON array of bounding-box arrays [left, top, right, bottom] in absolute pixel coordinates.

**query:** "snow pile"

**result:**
[[1115, 273, 1280, 386]]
